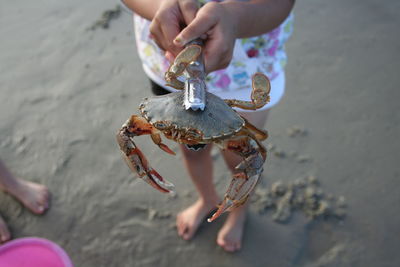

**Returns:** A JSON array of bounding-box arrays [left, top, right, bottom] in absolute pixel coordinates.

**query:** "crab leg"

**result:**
[[224, 72, 271, 110], [243, 117, 269, 141], [116, 115, 175, 193], [208, 135, 266, 222], [165, 44, 202, 90]]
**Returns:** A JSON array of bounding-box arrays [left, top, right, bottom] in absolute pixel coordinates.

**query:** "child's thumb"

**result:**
[[173, 13, 217, 47], [164, 51, 175, 63]]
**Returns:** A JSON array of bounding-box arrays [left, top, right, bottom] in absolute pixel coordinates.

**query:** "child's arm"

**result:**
[[172, 0, 295, 72], [122, 0, 162, 20], [125, 0, 295, 72]]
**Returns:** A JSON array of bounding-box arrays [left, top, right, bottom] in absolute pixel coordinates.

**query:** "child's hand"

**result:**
[[173, 2, 239, 73], [149, 0, 199, 57]]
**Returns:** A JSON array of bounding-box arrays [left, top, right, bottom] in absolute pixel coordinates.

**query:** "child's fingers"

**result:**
[[173, 10, 218, 47], [161, 26, 181, 55], [203, 34, 234, 73], [164, 51, 175, 63], [150, 1, 184, 54], [149, 20, 166, 50], [150, 14, 181, 55], [178, 0, 199, 25]]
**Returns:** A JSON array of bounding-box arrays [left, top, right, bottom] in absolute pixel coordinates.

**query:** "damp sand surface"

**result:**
[[0, 0, 399, 266]]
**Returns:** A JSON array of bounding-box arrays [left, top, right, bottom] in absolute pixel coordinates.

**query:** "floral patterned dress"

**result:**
[[132, 0, 294, 110]]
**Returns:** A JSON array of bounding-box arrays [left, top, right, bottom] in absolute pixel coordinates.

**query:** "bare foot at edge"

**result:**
[[176, 199, 218, 241], [5, 178, 50, 215], [0, 214, 11, 243], [217, 205, 247, 252]]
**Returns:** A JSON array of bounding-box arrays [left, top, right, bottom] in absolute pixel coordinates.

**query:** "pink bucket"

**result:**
[[0, 237, 73, 267]]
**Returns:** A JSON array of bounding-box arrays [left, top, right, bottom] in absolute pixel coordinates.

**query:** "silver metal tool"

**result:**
[[183, 39, 207, 111]]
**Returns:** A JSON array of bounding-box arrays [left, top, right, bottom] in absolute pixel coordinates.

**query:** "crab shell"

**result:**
[[139, 91, 244, 143]]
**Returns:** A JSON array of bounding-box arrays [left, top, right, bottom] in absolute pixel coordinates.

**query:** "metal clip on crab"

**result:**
[[182, 39, 207, 111], [116, 44, 271, 222]]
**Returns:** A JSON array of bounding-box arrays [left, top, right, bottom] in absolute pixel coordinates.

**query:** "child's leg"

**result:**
[[217, 109, 269, 252], [0, 160, 50, 215], [0, 213, 11, 243], [176, 144, 220, 240], [149, 80, 218, 240]]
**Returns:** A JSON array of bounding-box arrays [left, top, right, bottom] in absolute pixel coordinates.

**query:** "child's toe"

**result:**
[[235, 242, 241, 251], [216, 237, 226, 248], [0, 232, 10, 243], [0, 220, 11, 243], [182, 227, 194, 240], [176, 216, 185, 236]]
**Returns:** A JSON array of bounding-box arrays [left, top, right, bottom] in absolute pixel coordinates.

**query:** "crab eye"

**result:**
[[136, 165, 142, 173], [154, 122, 167, 129]]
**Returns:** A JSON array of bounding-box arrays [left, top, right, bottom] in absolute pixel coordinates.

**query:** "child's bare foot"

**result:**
[[217, 205, 247, 252], [176, 198, 218, 240], [0, 214, 11, 243], [4, 178, 49, 215]]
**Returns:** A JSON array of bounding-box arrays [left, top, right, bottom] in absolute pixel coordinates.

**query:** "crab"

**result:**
[[116, 44, 271, 222]]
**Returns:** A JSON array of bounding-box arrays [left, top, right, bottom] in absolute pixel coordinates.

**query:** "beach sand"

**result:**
[[0, 0, 399, 266]]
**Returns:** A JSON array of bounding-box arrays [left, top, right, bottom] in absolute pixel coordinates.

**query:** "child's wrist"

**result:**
[[218, 2, 241, 40]]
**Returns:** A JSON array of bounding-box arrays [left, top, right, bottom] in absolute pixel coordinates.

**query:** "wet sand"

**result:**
[[0, 0, 399, 266]]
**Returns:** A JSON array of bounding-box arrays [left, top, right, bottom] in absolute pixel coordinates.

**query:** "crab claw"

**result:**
[[224, 72, 271, 110], [208, 171, 261, 222], [251, 72, 271, 109], [208, 142, 265, 222], [145, 167, 175, 193], [116, 121, 175, 194], [165, 44, 202, 90]]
